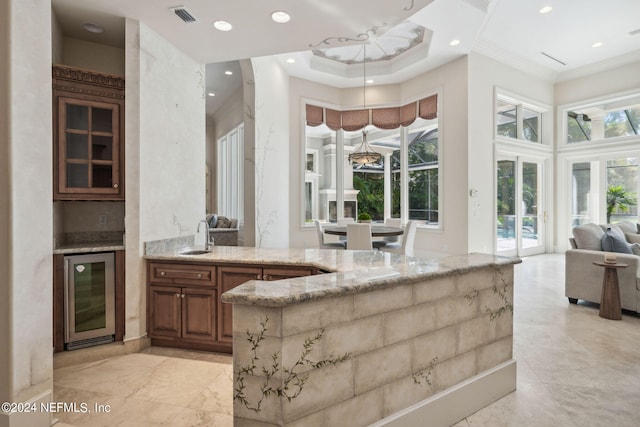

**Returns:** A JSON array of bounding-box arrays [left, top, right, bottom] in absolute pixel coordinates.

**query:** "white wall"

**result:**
[[288, 77, 342, 248], [252, 56, 290, 248], [125, 20, 206, 340], [467, 52, 554, 253], [554, 59, 640, 250], [62, 37, 125, 75], [1, 1, 53, 426], [402, 56, 469, 255], [555, 61, 640, 106]]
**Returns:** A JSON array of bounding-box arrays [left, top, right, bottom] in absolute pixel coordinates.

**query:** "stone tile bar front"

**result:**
[[222, 251, 520, 427]]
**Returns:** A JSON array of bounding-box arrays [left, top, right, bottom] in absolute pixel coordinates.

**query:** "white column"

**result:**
[[1, 1, 54, 426], [336, 130, 345, 220], [400, 127, 409, 223], [590, 113, 605, 141], [384, 152, 392, 219]]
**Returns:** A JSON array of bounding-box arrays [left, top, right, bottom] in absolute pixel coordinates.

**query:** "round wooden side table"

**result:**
[[592, 261, 628, 320]]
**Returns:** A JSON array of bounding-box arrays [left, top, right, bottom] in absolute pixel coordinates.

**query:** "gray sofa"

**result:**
[[565, 221, 640, 313], [206, 214, 238, 246]]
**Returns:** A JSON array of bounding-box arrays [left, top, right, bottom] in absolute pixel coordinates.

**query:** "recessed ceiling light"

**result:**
[[449, 39, 461, 46], [286, 58, 296, 64], [366, 79, 374, 84], [214, 20, 233, 31], [592, 42, 603, 48], [83, 22, 104, 34], [225, 70, 233, 75], [539, 6, 553, 14], [208, 92, 215, 97], [271, 11, 291, 23]]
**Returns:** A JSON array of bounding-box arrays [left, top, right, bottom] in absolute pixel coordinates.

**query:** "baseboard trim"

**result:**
[[370, 359, 517, 427], [0, 391, 51, 427], [53, 336, 150, 369]]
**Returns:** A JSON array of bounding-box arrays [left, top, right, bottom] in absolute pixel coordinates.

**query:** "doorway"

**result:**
[[496, 156, 545, 256]]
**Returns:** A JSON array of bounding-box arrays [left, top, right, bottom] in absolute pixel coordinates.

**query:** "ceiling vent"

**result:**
[[170, 6, 197, 24], [540, 51, 566, 66]]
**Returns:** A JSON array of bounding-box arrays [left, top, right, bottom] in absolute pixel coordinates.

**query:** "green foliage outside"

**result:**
[[353, 173, 384, 221], [606, 185, 636, 224]]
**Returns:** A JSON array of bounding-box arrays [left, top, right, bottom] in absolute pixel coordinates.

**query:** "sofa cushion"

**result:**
[[207, 214, 218, 228], [216, 216, 231, 228], [625, 232, 640, 244], [615, 221, 638, 235], [572, 223, 604, 250], [601, 228, 633, 254]]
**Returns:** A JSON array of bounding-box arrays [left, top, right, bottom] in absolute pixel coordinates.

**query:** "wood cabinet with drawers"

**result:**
[[217, 265, 314, 345], [146, 260, 316, 353]]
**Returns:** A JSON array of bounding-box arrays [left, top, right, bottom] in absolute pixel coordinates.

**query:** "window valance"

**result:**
[[305, 94, 437, 131]]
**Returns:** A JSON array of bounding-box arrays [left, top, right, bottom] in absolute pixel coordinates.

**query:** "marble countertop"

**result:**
[[53, 241, 125, 254], [144, 246, 521, 308]]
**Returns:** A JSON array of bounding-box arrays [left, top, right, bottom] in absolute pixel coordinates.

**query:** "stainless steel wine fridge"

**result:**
[[64, 252, 116, 350]]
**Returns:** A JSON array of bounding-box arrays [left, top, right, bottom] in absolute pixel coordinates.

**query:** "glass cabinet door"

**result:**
[[58, 97, 120, 196]]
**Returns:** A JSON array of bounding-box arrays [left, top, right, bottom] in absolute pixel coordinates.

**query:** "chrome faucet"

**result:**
[[197, 219, 210, 250]]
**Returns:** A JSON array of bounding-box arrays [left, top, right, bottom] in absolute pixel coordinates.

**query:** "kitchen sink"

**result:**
[[178, 249, 212, 256]]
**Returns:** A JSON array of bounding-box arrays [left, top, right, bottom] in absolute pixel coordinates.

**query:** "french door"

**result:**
[[496, 156, 545, 256]]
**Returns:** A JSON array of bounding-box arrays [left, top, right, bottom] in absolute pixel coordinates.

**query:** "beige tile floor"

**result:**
[[53, 254, 640, 427]]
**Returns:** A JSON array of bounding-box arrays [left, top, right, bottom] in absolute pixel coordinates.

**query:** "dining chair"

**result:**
[[346, 223, 372, 250], [380, 220, 417, 256], [314, 220, 346, 249], [384, 218, 403, 243], [336, 218, 355, 242]]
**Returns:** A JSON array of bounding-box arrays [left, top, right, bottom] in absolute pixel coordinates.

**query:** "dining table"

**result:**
[[323, 225, 404, 237]]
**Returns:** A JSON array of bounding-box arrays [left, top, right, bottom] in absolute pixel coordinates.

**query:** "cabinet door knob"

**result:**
[[181, 294, 185, 298], [257, 274, 261, 279], [175, 293, 180, 298], [197, 273, 202, 278], [113, 183, 119, 188], [160, 271, 166, 276], [263, 275, 268, 280]]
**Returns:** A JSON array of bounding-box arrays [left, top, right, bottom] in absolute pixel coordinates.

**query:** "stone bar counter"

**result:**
[[209, 247, 521, 427]]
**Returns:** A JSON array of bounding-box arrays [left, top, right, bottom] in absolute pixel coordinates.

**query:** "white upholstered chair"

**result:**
[[337, 218, 355, 243], [380, 220, 417, 256], [346, 223, 373, 250], [384, 218, 403, 243], [314, 220, 346, 249]]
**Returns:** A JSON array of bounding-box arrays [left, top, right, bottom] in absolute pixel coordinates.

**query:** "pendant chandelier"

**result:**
[[348, 42, 382, 165]]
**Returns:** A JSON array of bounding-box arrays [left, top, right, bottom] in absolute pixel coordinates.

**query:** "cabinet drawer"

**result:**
[[149, 262, 216, 286]]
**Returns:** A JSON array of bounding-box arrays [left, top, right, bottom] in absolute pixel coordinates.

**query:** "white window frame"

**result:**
[[494, 88, 551, 146], [558, 89, 640, 148], [301, 91, 443, 230], [217, 123, 244, 220]]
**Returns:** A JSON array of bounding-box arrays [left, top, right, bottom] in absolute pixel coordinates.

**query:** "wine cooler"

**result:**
[[64, 252, 115, 350]]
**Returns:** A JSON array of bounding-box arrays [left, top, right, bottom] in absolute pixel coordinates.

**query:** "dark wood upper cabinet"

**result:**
[[52, 65, 125, 200]]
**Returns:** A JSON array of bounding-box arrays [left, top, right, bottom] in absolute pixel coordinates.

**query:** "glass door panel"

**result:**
[[521, 162, 540, 250], [497, 160, 516, 253], [73, 261, 107, 333], [496, 157, 545, 256]]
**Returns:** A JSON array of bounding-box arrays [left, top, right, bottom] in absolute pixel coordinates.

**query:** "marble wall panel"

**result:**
[[412, 276, 456, 304], [477, 337, 513, 373], [435, 350, 478, 392], [282, 296, 354, 336], [281, 361, 355, 422], [354, 284, 413, 319], [322, 388, 384, 427], [384, 301, 437, 345], [354, 341, 412, 394]]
